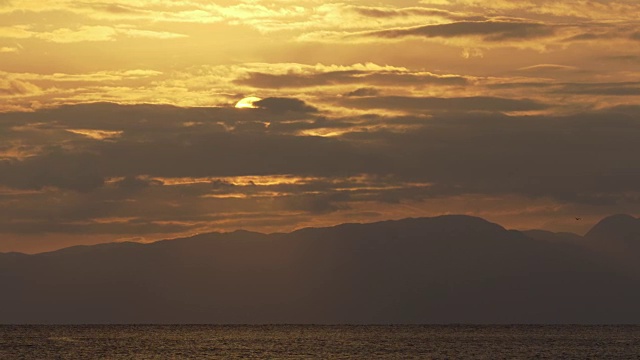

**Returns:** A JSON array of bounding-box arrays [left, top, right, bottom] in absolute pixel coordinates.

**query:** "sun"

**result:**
[[235, 96, 262, 109]]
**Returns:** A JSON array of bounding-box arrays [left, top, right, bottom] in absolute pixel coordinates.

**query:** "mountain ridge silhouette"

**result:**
[[1, 214, 639, 324]]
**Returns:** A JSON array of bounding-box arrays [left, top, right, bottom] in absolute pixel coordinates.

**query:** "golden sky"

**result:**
[[1, 0, 640, 252]]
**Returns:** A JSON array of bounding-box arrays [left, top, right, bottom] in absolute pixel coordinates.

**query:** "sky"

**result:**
[[1, 0, 640, 253]]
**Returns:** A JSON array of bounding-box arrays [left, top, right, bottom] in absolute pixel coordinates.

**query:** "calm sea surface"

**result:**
[[1, 325, 639, 359]]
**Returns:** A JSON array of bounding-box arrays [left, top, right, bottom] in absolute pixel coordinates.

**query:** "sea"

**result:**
[[1, 325, 639, 359]]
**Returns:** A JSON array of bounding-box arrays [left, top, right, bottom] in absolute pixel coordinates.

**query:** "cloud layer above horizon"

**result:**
[[1, 0, 639, 252]]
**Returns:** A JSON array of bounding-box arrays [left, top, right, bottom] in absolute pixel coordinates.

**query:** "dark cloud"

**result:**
[[1, 103, 640, 240], [353, 6, 454, 19], [515, 64, 581, 73], [342, 95, 548, 112], [488, 81, 640, 96], [253, 97, 318, 113], [600, 105, 640, 115], [81, 2, 144, 14], [554, 82, 640, 96], [0, 128, 379, 193], [363, 72, 468, 86], [236, 70, 467, 89], [280, 192, 351, 214], [601, 55, 640, 63], [0, 149, 105, 192], [231, 120, 270, 133], [487, 82, 555, 90], [113, 176, 164, 191], [564, 33, 609, 41], [350, 6, 486, 22], [367, 21, 556, 41], [98, 131, 378, 178], [0, 101, 324, 134], [344, 88, 380, 97], [236, 70, 359, 88], [384, 111, 640, 203]]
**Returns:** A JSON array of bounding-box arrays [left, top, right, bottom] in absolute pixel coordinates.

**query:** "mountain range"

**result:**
[[2, 214, 640, 324]]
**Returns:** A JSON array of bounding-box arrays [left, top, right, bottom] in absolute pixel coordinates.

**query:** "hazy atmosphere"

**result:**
[[1, 0, 640, 253]]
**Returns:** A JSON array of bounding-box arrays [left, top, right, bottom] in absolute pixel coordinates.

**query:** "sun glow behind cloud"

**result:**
[[235, 96, 262, 108]]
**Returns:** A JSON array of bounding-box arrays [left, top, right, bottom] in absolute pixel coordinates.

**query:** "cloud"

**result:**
[[0, 26, 32, 39], [66, 128, 123, 140], [555, 82, 640, 96], [82, 2, 146, 15], [564, 32, 610, 41], [0, 46, 19, 53], [236, 70, 468, 88], [485, 82, 554, 90], [344, 88, 380, 97], [509, 64, 590, 80], [0, 149, 106, 192], [0, 79, 40, 95], [116, 27, 188, 40], [1, 69, 162, 85], [0, 25, 187, 43], [349, 5, 485, 22], [342, 95, 548, 112], [517, 64, 579, 72], [490, 80, 640, 97], [280, 192, 351, 214], [36, 25, 118, 43], [253, 97, 318, 113], [113, 176, 164, 191], [601, 55, 640, 63], [429, 0, 640, 21], [366, 21, 556, 41]]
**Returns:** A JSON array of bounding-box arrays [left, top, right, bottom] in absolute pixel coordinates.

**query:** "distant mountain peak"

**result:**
[[290, 214, 507, 238], [601, 214, 637, 222], [586, 214, 640, 240]]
